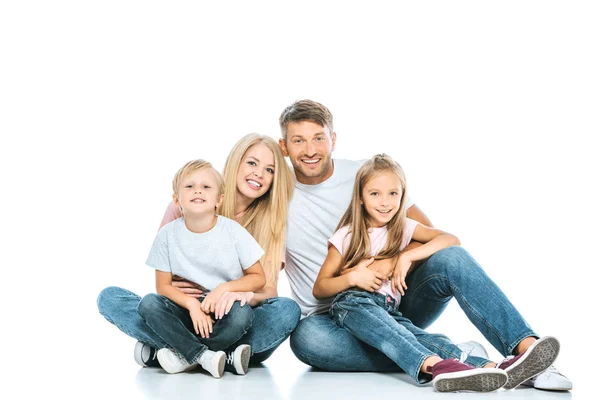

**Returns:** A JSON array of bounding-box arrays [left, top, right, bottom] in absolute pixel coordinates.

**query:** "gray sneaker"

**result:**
[[133, 341, 160, 367], [457, 341, 489, 359]]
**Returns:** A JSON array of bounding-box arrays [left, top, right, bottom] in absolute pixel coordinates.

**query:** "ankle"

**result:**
[[515, 337, 537, 355]]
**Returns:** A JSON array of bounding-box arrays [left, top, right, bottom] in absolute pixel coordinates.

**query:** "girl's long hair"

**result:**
[[336, 154, 409, 271], [219, 133, 294, 286]]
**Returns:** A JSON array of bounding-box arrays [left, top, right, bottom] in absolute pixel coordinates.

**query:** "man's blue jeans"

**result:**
[[98, 287, 301, 364], [331, 290, 490, 383], [291, 246, 538, 371]]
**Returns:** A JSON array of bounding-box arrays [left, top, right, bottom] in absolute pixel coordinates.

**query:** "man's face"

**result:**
[[279, 121, 336, 185]]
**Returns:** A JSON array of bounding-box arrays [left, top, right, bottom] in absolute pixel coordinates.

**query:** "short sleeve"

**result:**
[[233, 224, 265, 270], [328, 226, 351, 256], [400, 218, 419, 251], [146, 228, 171, 272]]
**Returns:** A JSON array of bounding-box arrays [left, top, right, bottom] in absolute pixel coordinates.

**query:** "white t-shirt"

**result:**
[[146, 216, 264, 291], [328, 218, 419, 304], [285, 159, 414, 316]]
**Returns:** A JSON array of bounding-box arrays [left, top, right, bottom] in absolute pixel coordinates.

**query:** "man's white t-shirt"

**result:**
[[284, 159, 414, 316]]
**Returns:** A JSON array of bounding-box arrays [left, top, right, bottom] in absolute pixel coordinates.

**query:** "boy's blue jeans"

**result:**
[[331, 290, 490, 383], [98, 288, 301, 364], [291, 246, 538, 371]]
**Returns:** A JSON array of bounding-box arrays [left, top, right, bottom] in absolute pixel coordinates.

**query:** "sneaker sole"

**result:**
[[504, 336, 560, 390], [134, 341, 147, 367], [212, 351, 226, 378], [157, 349, 198, 374], [433, 369, 508, 392], [234, 345, 251, 375]]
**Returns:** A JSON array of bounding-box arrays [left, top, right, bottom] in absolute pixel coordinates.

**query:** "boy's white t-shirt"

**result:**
[[285, 159, 414, 316], [146, 216, 264, 291], [328, 218, 419, 304]]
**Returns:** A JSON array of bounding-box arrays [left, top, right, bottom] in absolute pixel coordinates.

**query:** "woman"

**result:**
[[97, 133, 300, 369]]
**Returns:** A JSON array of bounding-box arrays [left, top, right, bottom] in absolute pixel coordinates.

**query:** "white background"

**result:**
[[1, 1, 598, 398]]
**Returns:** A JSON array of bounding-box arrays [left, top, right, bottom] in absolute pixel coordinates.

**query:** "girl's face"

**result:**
[[236, 143, 276, 202], [361, 171, 403, 228]]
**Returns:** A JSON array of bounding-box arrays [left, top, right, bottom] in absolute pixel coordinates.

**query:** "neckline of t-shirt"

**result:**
[[179, 215, 221, 235], [294, 159, 341, 189]]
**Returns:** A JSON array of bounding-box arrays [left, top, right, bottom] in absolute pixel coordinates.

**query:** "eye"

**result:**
[[185, 185, 192, 188], [203, 185, 211, 189], [294, 139, 302, 144], [370, 192, 378, 196], [266, 167, 275, 174], [315, 136, 324, 142], [390, 191, 398, 196], [247, 161, 257, 166]]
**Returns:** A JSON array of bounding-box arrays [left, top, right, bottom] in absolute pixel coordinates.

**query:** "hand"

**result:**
[[341, 257, 394, 279], [201, 285, 227, 313], [214, 292, 255, 319], [172, 275, 206, 298], [349, 258, 384, 292], [188, 301, 215, 338], [391, 255, 412, 296]]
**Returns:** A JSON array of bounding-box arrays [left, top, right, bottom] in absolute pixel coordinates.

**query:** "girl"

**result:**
[[313, 154, 559, 392], [98, 134, 301, 375]]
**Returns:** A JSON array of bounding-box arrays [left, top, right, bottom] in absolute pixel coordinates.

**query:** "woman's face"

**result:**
[[236, 143, 276, 201]]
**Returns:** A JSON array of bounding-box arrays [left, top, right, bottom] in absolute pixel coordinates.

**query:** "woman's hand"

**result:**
[[214, 292, 255, 319], [348, 258, 384, 292], [188, 300, 214, 338], [391, 255, 412, 296], [172, 275, 206, 298]]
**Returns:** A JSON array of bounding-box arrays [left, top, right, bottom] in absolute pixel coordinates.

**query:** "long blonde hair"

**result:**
[[219, 134, 294, 286], [336, 154, 409, 270]]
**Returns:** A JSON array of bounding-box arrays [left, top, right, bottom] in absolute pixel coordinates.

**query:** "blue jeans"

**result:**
[[98, 287, 301, 364], [137, 293, 253, 363], [291, 246, 538, 371], [331, 290, 490, 383]]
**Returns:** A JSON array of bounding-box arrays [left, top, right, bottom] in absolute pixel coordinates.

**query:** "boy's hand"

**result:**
[[214, 292, 255, 319], [349, 258, 384, 292], [172, 275, 206, 298], [391, 255, 412, 296], [201, 285, 227, 313], [188, 301, 214, 338]]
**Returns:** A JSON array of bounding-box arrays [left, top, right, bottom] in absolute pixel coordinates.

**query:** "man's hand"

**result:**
[[172, 275, 206, 298], [348, 258, 384, 292], [201, 285, 227, 313], [214, 292, 255, 319], [391, 255, 412, 296], [187, 300, 214, 338]]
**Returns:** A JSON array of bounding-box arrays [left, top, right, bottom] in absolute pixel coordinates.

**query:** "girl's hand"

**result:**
[[172, 275, 206, 298], [188, 301, 214, 338], [349, 258, 384, 292], [391, 255, 412, 296], [214, 292, 255, 319], [201, 285, 226, 313]]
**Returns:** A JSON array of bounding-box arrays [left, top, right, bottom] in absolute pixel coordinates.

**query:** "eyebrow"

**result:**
[[248, 156, 275, 168]]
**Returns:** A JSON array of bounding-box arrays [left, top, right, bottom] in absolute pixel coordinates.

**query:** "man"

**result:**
[[278, 99, 571, 391]]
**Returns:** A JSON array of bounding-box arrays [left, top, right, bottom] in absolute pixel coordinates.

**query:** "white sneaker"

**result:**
[[134, 341, 159, 367], [457, 341, 489, 359], [199, 350, 226, 378], [521, 365, 572, 390], [157, 348, 198, 374], [225, 344, 251, 375]]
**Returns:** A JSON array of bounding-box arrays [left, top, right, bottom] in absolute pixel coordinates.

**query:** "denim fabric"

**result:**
[[290, 246, 538, 371], [330, 290, 490, 383], [97, 287, 300, 364], [136, 293, 253, 363]]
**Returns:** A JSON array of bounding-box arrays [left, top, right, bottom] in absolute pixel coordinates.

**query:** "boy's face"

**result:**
[[173, 168, 224, 216], [279, 120, 336, 185]]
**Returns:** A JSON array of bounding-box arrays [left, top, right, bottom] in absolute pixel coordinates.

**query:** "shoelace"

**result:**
[[495, 355, 514, 369], [226, 352, 235, 365]]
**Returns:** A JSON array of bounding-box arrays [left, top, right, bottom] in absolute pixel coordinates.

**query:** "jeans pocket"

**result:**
[[330, 302, 348, 328]]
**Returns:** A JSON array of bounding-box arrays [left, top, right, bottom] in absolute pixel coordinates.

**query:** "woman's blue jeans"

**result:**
[[98, 287, 301, 364], [291, 246, 537, 371]]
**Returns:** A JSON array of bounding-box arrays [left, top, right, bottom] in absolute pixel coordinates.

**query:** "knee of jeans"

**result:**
[[427, 246, 479, 278], [272, 298, 301, 332], [137, 293, 163, 319], [227, 302, 254, 330], [97, 286, 124, 317], [290, 318, 325, 358]]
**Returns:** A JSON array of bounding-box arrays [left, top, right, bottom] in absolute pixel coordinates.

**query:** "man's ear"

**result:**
[[331, 132, 337, 152], [278, 138, 289, 157]]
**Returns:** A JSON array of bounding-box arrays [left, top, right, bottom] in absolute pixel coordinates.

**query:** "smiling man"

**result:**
[[277, 99, 571, 391]]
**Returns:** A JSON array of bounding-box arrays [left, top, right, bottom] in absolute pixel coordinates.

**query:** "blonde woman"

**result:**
[[98, 134, 300, 373]]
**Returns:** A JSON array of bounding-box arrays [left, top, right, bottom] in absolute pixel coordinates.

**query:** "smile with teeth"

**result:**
[[246, 179, 262, 189], [191, 198, 206, 203], [301, 158, 320, 165], [376, 209, 392, 214]]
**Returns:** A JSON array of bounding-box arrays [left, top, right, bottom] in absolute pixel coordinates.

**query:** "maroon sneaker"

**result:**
[[429, 358, 508, 392], [498, 336, 560, 389]]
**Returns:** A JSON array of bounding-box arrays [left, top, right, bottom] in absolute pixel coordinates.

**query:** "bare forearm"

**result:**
[[221, 273, 266, 294], [313, 274, 354, 299], [403, 234, 460, 263], [251, 285, 278, 305], [157, 284, 198, 310]]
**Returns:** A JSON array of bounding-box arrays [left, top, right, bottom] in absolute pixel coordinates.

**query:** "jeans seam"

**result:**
[[507, 331, 538, 356]]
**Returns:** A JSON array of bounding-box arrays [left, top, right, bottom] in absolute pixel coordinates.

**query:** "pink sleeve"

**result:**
[[159, 201, 182, 230], [400, 218, 419, 251], [328, 226, 351, 256]]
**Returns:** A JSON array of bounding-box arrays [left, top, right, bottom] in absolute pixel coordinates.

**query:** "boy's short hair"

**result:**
[[172, 159, 224, 196], [279, 99, 334, 140]]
